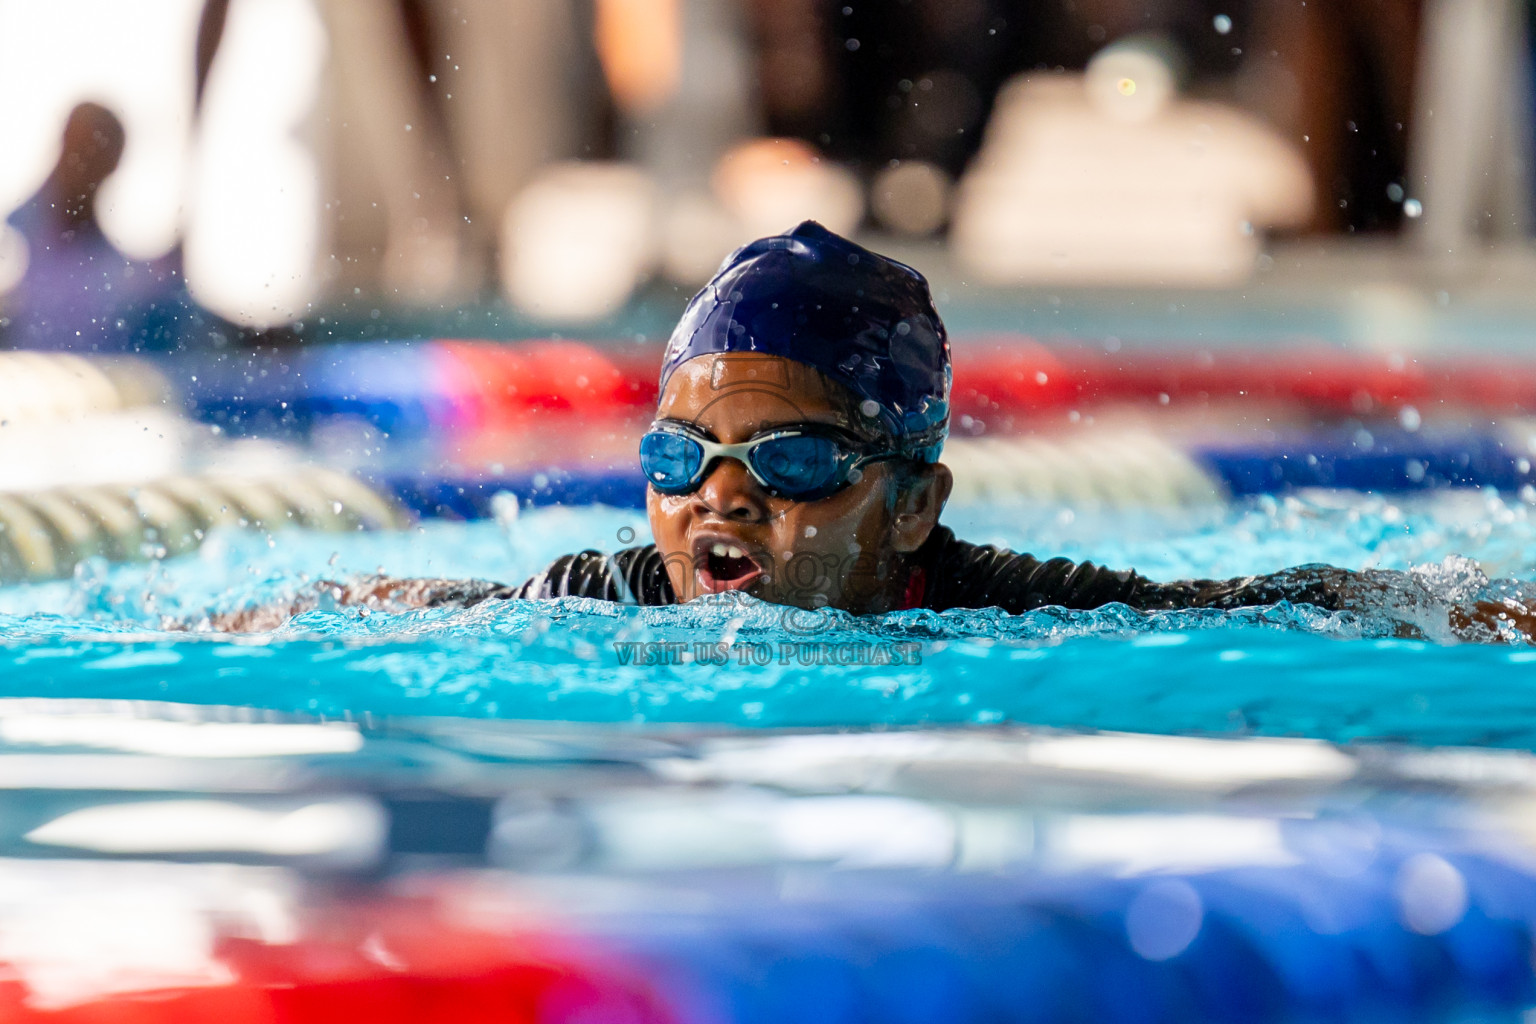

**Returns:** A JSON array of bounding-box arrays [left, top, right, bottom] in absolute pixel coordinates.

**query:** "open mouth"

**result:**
[[694, 536, 765, 594]]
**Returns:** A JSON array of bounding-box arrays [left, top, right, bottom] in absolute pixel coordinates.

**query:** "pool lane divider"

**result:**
[[169, 339, 1536, 444], [10, 840, 1535, 1024], [1203, 425, 1534, 495], [160, 338, 1536, 506], [2, 420, 1521, 577], [175, 340, 659, 442], [377, 423, 1536, 519], [2, 714, 1536, 1023], [0, 351, 171, 423], [0, 470, 407, 583]]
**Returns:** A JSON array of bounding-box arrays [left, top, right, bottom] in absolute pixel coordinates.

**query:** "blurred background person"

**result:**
[[1, 0, 1532, 335], [0, 102, 188, 352]]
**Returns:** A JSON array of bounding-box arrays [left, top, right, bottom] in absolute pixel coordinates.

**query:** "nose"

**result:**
[[693, 456, 769, 522]]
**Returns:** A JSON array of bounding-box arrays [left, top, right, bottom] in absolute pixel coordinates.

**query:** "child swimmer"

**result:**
[[216, 222, 1536, 641]]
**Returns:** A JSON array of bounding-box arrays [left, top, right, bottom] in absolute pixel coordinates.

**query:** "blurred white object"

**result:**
[[713, 138, 863, 243], [0, 860, 299, 1010], [501, 162, 657, 322], [0, 353, 183, 492], [185, 0, 327, 326], [0, 352, 168, 422], [321, 0, 464, 303], [0, 223, 24, 295], [942, 433, 1224, 508], [660, 191, 745, 285], [0, 713, 362, 758], [871, 160, 953, 237], [1046, 814, 1299, 874], [0, 411, 189, 493], [1407, 0, 1532, 257], [952, 39, 1313, 287], [26, 797, 384, 862], [661, 138, 864, 286]]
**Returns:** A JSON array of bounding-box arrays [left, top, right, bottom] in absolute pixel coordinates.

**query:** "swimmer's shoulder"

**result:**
[[502, 544, 675, 605], [916, 526, 1143, 613], [921, 527, 1369, 615]]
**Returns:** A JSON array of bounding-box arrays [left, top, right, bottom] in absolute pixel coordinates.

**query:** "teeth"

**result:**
[[727, 545, 745, 559], [711, 543, 728, 557]]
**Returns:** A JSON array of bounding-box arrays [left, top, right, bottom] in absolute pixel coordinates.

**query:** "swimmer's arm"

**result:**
[[204, 575, 517, 632], [1450, 599, 1536, 643], [202, 549, 634, 632], [1133, 566, 1536, 643], [1128, 565, 1361, 615], [331, 550, 626, 609]]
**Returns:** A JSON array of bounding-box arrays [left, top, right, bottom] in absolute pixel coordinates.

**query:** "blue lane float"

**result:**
[[2, 705, 1536, 1023], [373, 426, 1536, 521], [384, 468, 649, 519], [586, 834, 1536, 1024], [175, 344, 461, 441], [1199, 427, 1531, 496]]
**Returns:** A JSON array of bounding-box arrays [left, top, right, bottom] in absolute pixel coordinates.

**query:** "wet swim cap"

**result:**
[[660, 221, 951, 462]]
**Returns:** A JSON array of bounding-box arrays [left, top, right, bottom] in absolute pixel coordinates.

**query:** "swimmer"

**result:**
[[214, 222, 1536, 641]]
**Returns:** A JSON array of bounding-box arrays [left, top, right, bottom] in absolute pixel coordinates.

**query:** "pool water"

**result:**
[[3, 490, 1536, 746]]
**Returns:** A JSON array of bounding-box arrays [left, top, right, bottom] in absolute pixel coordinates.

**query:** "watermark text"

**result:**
[[614, 640, 921, 666]]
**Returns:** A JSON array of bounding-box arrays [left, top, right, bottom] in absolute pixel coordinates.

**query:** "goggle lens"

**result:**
[[639, 430, 703, 493], [639, 428, 866, 500], [750, 434, 844, 496]]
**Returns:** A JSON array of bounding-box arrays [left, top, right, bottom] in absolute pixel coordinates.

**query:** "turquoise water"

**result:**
[[3, 490, 1536, 747]]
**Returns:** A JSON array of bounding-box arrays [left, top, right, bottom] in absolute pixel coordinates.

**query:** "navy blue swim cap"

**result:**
[[659, 221, 951, 462]]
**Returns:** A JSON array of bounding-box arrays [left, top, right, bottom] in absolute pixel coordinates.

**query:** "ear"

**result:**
[[889, 463, 952, 554]]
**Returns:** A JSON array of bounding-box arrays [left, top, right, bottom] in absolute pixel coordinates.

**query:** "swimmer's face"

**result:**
[[646, 353, 951, 613]]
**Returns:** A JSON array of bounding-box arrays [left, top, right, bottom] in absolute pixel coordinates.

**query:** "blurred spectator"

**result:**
[[6, 0, 1515, 333], [951, 38, 1312, 285], [0, 102, 187, 352]]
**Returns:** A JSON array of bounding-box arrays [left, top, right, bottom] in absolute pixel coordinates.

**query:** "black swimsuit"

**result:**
[[450, 525, 1361, 614]]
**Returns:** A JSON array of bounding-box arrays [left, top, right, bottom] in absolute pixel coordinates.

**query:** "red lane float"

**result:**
[[435, 340, 654, 433], [181, 337, 1536, 453], [435, 338, 1536, 425], [947, 341, 1440, 418], [0, 896, 674, 1024]]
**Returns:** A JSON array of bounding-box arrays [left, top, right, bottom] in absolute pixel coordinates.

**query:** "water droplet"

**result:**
[[1213, 13, 1232, 33], [1404, 198, 1423, 218]]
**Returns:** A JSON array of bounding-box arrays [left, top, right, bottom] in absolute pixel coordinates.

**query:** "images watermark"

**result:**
[[610, 589, 923, 668], [613, 638, 922, 666]]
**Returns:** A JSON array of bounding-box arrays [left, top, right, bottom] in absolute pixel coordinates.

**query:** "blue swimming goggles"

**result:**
[[639, 421, 902, 501]]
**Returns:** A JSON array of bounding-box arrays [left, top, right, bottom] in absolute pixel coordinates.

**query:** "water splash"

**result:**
[[0, 493, 1533, 744]]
